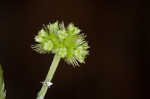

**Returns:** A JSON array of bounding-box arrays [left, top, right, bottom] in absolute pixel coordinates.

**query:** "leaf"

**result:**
[[0, 64, 6, 99]]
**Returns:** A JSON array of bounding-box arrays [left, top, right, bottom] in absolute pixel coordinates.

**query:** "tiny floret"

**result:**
[[57, 47, 67, 58], [57, 29, 68, 40], [32, 21, 89, 66], [43, 40, 53, 51]]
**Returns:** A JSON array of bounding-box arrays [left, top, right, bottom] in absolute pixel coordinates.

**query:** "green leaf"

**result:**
[[0, 64, 6, 99]]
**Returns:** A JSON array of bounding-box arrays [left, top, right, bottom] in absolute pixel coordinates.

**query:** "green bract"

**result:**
[[32, 21, 89, 66]]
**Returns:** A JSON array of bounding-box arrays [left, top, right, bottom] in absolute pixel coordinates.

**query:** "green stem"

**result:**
[[36, 54, 61, 99]]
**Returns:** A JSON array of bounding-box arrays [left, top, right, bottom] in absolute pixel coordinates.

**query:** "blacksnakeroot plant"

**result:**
[[32, 21, 89, 99]]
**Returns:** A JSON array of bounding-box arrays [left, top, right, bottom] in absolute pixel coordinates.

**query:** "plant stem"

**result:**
[[36, 54, 61, 99]]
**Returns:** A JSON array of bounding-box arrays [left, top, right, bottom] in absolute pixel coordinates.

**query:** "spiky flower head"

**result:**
[[32, 21, 89, 66]]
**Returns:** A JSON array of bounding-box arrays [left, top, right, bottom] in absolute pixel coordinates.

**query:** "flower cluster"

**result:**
[[32, 21, 89, 66]]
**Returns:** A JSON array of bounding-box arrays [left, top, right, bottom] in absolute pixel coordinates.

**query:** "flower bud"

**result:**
[[35, 36, 44, 43], [57, 47, 67, 58], [57, 29, 68, 40], [43, 40, 53, 51]]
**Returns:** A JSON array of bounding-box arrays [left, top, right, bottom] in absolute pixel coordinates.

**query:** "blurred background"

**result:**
[[0, 0, 148, 99]]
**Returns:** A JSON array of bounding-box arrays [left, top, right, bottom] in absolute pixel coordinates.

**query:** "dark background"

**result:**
[[0, 0, 148, 99]]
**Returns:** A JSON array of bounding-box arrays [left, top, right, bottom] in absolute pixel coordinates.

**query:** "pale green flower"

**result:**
[[43, 40, 53, 51], [57, 29, 68, 40], [57, 47, 67, 58], [34, 36, 43, 43], [32, 21, 89, 66]]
